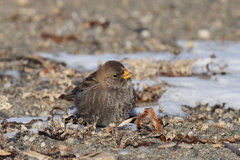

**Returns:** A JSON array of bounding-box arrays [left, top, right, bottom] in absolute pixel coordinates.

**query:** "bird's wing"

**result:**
[[66, 71, 98, 99]]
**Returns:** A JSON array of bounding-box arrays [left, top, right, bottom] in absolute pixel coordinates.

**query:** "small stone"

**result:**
[[59, 145, 71, 156], [38, 111, 50, 117], [200, 123, 209, 131], [9, 146, 14, 149], [120, 123, 138, 131], [198, 29, 211, 39], [141, 30, 150, 38], [193, 145, 202, 150], [138, 146, 151, 153], [118, 149, 129, 156], [23, 136, 29, 141], [41, 142, 46, 148], [188, 131, 194, 136], [178, 143, 193, 149], [207, 120, 215, 125], [29, 137, 35, 142], [67, 138, 74, 144], [3, 82, 11, 88], [222, 118, 232, 123]]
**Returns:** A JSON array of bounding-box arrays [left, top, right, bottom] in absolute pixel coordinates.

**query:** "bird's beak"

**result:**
[[122, 70, 133, 79]]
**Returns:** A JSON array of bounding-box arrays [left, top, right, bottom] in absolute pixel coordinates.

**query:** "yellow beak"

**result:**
[[122, 70, 133, 79]]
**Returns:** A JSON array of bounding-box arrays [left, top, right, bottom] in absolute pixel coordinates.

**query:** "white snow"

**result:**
[[0, 116, 48, 124], [3, 40, 240, 138], [37, 40, 240, 117]]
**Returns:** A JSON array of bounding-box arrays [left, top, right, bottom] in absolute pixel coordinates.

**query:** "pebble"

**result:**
[[67, 137, 75, 144], [28, 137, 35, 142], [193, 145, 203, 150], [3, 82, 11, 88], [120, 123, 138, 131], [222, 118, 232, 123], [38, 111, 50, 117], [118, 149, 129, 156], [207, 120, 215, 125], [141, 30, 150, 38], [198, 29, 211, 39], [41, 142, 46, 148], [138, 146, 151, 153], [178, 143, 193, 149], [23, 136, 29, 141]]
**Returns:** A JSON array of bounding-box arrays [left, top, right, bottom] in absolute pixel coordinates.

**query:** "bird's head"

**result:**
[[96, 60, 133, 89]]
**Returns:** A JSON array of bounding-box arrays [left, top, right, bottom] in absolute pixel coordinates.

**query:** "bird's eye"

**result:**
[[113, 74, 118, 78]]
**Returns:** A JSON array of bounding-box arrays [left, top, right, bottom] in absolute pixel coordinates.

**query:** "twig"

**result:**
[[223, 142, 240, 156]]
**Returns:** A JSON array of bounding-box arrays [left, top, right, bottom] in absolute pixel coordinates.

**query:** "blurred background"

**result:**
[[1, 0, 240, 57]]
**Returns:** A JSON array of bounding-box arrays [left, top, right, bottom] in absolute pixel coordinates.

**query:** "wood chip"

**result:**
[[0, 149, 11, 156], [118, 117, 136, 127], [20, 150, 52, 160], [212, 143, 223, 148], [158, 142, 176, 149], [178, 143, 193, 149]]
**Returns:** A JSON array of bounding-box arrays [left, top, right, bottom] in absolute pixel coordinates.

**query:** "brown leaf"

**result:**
[[119, 141, 155, 148], [47, 147, 58, 155], [199, 137, 239, 144], [38, 66, 56, 76], [103, 127, 113, 134], [159, 135, 167, 142], [135, 108, 162, 132], [83, 20, 110, 29], [41, 33, 77, 43], [224, 138, 238, 143], [174, 134, 198, 144]]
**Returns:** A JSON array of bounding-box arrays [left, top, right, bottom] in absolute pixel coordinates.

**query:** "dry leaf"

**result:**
[[118, 117, 136, 127], [0, 149, 11, 156], [41, 33, 77, 43], [212, 143, 223, 148], [174, 134, 198, 144], [135, 108, 162, 132], [119, 141, 155, 148], [59, 145, 72, 156], [178, 143, 193, 149], [0, 95, 12, 110], [200, 123, 209, 131], [158, 142, 176, 149], [20, 150, 52, 160]]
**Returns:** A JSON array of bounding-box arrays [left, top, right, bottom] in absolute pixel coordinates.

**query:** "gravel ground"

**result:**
[[1, 0, 240, 159]]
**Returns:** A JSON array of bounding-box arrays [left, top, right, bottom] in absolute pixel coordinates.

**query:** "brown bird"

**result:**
[[68, 60, 136, 127]]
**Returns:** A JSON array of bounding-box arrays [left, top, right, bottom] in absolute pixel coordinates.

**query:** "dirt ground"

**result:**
[[1, 0, 240, 159]]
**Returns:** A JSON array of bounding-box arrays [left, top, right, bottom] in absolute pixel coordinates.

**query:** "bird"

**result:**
[[67, 60, 136, 127]]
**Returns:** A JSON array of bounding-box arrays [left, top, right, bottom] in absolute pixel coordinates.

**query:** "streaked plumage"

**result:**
[[69, 60, 136, 127]]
